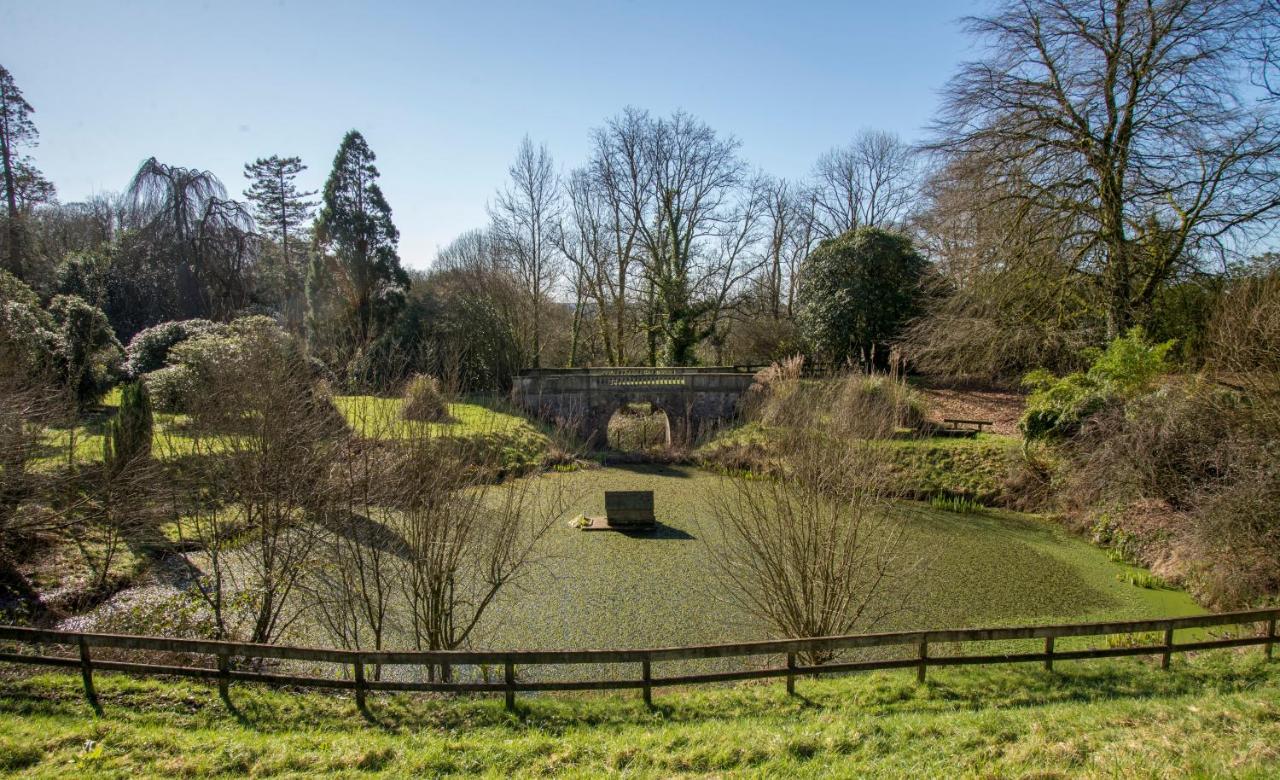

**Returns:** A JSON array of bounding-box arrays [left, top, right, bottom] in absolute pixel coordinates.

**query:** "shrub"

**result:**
[[832, 375, 928, 439], [124, 319, 222, 376], [1020, 327, 1173, 439], [144, 364, 197, 413], [797, 227, 928, 371], [401, 374, 451, 422], [144, 315, 346, 434]]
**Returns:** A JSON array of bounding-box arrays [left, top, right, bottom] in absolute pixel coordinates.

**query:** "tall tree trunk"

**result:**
[[0, 122, 20, 277]]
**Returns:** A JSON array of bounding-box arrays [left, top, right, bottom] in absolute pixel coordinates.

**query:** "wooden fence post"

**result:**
[[354, 656, 367, 715], [78, 636, 99, 713], [641, 656, 652, 708], [216, 651, 230, 705], [1161, 624, 1174, 671], [1266, 617, 1276, 661], [916, 637, 928, 684], [1043, 636, 1055, 672], [786, 652, 796, 696], [503, 658, 515, 711]]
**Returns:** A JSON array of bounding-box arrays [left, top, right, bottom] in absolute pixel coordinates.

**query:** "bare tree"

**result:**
[[706, 377, 919, 662], [932, 0, 1280, 338], [1251, 0, 1280, 99], [905, 151, 1101, 379], [171, 321, 340, 645], [391, 432, 565, 676], [558, 168, 624, 365], [490, 137, 563, 368], [806, 129, 919, 239], [307, 424, 398, 676]]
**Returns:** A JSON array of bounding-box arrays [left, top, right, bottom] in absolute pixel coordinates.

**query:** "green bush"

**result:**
[[797, 227, 928, 371], [143, 316, 344, 434], [124, 319, 222, 376], [143, 364, 197, 413], [1020, 327, 1173, 439], [401, 374, 450, 422]]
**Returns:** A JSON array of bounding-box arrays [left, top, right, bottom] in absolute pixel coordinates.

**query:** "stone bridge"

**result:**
[[512, 367, 758, 448]]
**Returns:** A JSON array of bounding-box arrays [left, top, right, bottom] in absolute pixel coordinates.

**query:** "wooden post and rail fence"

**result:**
[[0, 608, 1275, 715]]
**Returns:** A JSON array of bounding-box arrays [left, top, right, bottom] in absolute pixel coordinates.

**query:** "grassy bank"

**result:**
[[1, 654, 1277, 777], [697, 423, 1022, 505]]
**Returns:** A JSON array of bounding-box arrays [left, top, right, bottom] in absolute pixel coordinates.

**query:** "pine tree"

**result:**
[[310, 131, 408, 365], [104, 381, 153, 473], [244, 155, 316, 332], [0, 65, 53, 277]]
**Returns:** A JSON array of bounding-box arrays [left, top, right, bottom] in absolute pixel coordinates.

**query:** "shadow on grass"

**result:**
[[602, 462, 697, 479]]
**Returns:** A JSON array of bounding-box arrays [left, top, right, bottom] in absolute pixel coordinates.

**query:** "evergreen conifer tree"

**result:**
[[309, 131, 408, 369]]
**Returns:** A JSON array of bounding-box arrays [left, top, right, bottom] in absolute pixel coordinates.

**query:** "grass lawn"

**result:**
[[34, 394, 550, 470], [1, 653, 1277, 777]]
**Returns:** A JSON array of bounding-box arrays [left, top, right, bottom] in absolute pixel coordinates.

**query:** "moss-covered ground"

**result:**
[[468, 465, 1201, 659]]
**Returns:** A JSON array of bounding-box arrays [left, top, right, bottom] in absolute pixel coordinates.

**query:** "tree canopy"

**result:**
[[798, 227, 927, 371]]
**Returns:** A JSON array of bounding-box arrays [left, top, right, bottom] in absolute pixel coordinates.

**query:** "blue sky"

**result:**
[[1, 0, 976, 269]]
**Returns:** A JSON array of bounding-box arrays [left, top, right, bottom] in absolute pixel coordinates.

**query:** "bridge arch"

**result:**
[[512, 367, 758, 449]]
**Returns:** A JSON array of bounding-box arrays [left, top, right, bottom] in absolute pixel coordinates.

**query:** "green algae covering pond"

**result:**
[[466, 465, 1203, 662]]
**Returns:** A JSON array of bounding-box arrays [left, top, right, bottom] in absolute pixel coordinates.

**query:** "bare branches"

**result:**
[[930, 0, 1280, 337], [806, 130, 920, 238], [489, 137, 563, 369], [706, 380, 920, 661]]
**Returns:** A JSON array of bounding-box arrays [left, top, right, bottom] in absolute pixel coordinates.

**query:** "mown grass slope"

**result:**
[[1, 654, 1277, 777]]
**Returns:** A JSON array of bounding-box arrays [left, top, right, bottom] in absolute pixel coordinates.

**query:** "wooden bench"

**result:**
[[942, 418, 993, 433]]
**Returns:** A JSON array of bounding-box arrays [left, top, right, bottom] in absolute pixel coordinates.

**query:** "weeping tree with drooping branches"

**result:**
[[126, 158, 258, 322]]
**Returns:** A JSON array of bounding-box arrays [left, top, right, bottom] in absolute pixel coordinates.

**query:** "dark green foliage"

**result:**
[[1143, 277, 1223, 365], [0, 65, 54, 278], [0, 269, 62, 382], [104, 380, 153, 471], [53, 250, 112, 310], [1020, 327, 1173, 440], [309, 131, 408, 373], [243, 156, 315, 247], [47, 294, 124, 408], [797, 227, 927, 370], [124, 318, 222, 376]]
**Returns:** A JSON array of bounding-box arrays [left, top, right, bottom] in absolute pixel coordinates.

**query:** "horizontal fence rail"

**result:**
[[1, 609, 1275, 714]]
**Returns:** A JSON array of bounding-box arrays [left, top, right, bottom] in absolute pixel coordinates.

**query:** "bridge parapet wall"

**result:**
[[512, 368, 756, 448]]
